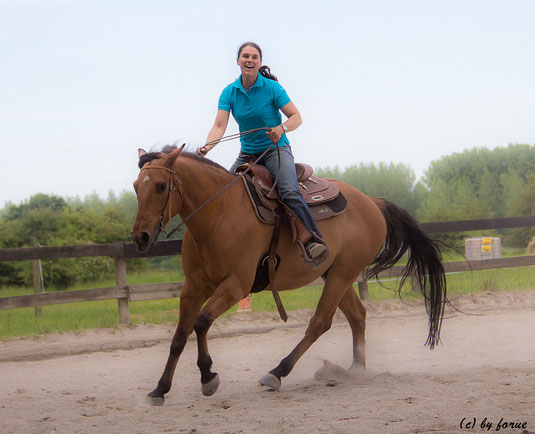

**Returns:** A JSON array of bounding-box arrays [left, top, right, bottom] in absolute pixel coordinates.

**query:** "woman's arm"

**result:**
[[266, 101, 302, 143], [198, 110, 230, 156]]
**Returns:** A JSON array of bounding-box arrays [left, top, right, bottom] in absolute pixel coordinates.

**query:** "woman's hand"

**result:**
[[266, 125, 284, 143], [196, 146, 208, 157]]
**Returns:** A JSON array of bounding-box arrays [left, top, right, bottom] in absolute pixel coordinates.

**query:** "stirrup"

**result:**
[[299, 232, 329, 269], [305, 241, 327, 260]]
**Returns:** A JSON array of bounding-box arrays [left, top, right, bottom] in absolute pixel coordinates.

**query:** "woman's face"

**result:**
[[237, 45, 261, 79]]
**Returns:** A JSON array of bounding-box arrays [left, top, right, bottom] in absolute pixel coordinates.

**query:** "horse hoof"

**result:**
[[202, 373, 220, 396], [146, 388, 165, 406], [145, 395, 165, 406], [258, 373, 281, 391]]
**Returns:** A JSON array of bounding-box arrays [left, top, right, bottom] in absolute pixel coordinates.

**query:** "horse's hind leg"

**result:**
[[259, 272, 352, 390], [147, 286, 206, 404], [337, 286, 366, 369]]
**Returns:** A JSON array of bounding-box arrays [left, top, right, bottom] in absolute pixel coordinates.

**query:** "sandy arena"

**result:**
[[1, 290, 534, 433]]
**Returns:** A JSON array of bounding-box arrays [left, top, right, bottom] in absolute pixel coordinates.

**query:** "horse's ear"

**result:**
[[163, 144, 186, 168], [138, 148, 147, 159]]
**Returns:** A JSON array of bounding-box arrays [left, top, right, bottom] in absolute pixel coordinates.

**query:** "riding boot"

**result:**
[[305, 240, 327, 259]]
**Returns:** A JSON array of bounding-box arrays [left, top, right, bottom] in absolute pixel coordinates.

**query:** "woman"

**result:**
[[198, 42, 326, 262]]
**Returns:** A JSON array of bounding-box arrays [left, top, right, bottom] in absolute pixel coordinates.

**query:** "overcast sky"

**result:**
[[1, 0, 534, 207]]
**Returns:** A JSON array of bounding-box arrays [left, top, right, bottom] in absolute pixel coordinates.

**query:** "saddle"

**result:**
[[237, 162, 348, 322], [240, 163, 347, 226]]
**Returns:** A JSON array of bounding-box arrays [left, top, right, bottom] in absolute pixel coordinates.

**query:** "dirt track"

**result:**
[[1, 290, 534, 434]]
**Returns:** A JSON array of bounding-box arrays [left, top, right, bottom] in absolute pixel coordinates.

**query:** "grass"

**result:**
[[0, 269, 185, 338], [2, 252, 535, 339], [1, 300, 120, 337]]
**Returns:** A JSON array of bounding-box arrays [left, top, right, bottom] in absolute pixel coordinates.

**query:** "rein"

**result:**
[[145, 127, 282, 239], [164, 141, 277, 239], [204, 127, 271, 147]]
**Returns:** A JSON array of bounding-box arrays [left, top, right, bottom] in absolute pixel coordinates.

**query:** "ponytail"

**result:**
[[259, 65, 278, 82], [237, 41, 279, 82]]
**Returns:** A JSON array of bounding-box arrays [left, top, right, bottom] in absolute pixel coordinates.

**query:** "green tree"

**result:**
[[500, 169, 525, 217], [316, 162, 420, 215], [0, 191, 142, 288], [505, 172, 535, 247], [422, 144, 535, 219]]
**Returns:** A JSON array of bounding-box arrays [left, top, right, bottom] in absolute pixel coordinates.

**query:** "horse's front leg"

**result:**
[[147, 285, 207, 404], [193, 274, 246, 396]]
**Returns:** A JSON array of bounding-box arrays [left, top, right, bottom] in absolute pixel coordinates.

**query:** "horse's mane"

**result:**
[[138, 145, 236, 177]]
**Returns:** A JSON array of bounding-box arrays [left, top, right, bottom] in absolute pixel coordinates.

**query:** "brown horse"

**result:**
[[131, 145, 446, 403]]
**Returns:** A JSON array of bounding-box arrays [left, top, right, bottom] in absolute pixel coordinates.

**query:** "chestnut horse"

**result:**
[[131, 145, 446, 403]]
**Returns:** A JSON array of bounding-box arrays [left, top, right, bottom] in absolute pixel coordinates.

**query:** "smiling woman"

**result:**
[[236, 42, 278, 87], [199, 41, 329, 263]]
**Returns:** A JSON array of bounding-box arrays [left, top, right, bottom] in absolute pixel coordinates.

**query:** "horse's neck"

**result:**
[[175, 157, 241, 234]]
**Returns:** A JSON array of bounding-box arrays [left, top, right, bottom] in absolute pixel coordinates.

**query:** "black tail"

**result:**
[[368, 198, 446, 349]]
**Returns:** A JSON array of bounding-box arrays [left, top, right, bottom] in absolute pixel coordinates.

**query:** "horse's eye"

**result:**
[[157, 183, 167, 193]]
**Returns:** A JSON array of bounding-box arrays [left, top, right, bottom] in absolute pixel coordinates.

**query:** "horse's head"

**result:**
[[131, 145, 184, 252]]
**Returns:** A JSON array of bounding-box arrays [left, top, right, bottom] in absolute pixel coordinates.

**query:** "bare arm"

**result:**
[[266, 101, 302, 143], [198, 110, 230, 156]]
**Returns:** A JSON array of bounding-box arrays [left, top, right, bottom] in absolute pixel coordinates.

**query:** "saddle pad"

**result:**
[[243, 177, 347, 225]]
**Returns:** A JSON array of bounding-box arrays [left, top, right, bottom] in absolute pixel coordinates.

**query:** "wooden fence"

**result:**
[[1, 216, 535, 324]]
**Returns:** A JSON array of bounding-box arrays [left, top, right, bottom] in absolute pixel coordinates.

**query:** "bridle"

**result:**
[[139, 164, 183, 233]]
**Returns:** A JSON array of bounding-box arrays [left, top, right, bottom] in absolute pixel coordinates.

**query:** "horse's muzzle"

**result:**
[[131, 230, 155, 253]]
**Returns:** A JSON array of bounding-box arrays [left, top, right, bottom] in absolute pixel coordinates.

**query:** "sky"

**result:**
[[1, 0, 534, 207]]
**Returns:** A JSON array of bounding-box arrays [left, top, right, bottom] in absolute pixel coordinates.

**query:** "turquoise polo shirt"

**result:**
[[218, 73, 291, 153]]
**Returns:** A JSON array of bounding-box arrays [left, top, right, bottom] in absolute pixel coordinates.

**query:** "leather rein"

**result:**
[[142, 127, 281, 239]]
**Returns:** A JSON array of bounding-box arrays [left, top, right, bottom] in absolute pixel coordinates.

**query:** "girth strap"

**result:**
[[267, 212, 288, 322]]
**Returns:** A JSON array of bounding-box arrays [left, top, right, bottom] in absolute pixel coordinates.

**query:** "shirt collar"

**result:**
[[232, 73, 265, 91]]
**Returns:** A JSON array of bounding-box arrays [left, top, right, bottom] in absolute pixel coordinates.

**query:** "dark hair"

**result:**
[[138, 145, 176, 169], [237, 41, 278, 82]]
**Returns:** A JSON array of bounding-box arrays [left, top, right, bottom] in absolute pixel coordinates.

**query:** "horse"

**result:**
[[131, 144, 446, 403]]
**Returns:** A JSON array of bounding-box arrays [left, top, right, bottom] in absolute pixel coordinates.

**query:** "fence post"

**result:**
[[357, 274, 369, 300], [32, 236, 42, 317], [114, 255, 129, 324]]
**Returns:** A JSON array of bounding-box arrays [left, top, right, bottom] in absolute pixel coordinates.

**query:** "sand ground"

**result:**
[[1, 290, 534, 434]]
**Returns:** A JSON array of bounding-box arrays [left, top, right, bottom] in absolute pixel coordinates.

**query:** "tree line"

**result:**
[[0, 191, 141, 287], [317, 144, 535, 247], [1, 143, 534, 288]]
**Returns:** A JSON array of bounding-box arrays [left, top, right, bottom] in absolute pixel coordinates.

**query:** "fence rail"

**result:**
[[0, 240, 183, 262], [1, 216, 535, 323]]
